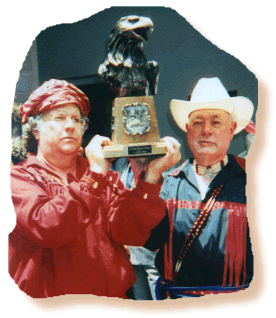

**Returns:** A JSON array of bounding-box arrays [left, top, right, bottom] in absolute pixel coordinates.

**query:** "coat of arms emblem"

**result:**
[[123, 103, 151, 135]]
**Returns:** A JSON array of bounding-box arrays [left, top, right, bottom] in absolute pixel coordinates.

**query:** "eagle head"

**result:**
[[98, 15, 158, 97], [110, 15, 153, 45]]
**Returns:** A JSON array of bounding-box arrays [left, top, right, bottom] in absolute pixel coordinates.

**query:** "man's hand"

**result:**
[[144, 137, 181, 183], [129, 137, 181, 184], [85, 135, 113, 176]]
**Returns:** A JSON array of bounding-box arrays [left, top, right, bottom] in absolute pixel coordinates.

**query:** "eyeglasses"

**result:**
[[43, 114, 85, 127]]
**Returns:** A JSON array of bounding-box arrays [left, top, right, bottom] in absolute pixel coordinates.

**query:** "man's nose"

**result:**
[[64, 117, 75, 130], [201, 122, 212, 136]]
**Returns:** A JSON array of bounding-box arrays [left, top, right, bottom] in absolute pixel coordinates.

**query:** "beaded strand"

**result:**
[[173, 183, 224, 280]]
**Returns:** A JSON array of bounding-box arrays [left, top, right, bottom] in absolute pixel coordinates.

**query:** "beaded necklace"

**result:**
[[195, 156, 228, 179]]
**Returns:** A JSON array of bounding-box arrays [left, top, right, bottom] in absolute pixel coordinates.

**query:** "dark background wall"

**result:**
[[15, 6, 258, 161]]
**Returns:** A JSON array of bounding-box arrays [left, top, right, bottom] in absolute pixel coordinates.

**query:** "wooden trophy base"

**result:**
[[104, 141, 167, 159], [104, 95, 166, 159]]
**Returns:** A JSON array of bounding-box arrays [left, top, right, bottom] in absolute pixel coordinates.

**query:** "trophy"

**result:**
[[98, 15, 167, 158]]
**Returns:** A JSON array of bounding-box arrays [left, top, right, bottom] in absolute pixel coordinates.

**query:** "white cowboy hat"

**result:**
[[170, 77, 254, 134]]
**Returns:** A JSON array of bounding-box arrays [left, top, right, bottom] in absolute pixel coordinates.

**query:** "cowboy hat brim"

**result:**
[[170, 96, 254, 134]]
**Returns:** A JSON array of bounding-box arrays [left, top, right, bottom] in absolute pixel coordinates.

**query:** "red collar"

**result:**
[[25, 153, 89, 180]]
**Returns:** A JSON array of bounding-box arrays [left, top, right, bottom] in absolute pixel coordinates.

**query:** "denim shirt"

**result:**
[[146, 155, 253, 290]]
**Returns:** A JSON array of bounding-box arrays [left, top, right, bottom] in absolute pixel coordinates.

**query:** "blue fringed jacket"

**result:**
[[145, 155, 253, 296]]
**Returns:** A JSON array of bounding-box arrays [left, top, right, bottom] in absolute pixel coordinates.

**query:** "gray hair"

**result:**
[[11, 112, 89, 164]]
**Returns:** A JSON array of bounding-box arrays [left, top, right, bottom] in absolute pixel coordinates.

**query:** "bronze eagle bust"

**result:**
[[98, 15, 159, 97]]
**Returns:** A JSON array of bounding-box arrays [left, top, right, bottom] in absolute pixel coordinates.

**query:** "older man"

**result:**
[[145, 77, 254, 299], [9, 79, 181, 298]]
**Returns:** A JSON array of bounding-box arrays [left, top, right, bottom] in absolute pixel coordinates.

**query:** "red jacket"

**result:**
[[9, 154, 165, 298]]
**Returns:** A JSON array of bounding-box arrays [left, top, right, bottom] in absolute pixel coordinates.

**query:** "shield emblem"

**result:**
[[123, 103, 151, 135]]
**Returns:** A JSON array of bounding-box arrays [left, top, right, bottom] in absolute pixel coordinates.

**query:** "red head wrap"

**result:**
[[20, 79, 90, 124]]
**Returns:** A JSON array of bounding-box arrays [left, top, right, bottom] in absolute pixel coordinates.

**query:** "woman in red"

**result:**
[[9, 79, 181, 298]]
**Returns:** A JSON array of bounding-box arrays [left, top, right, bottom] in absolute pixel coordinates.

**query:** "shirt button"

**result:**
[[93, 181, 98, 189], [143, 193, 148, 199]]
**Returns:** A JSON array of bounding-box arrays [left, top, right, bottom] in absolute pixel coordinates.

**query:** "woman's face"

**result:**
[[34, 104, 84, 157]]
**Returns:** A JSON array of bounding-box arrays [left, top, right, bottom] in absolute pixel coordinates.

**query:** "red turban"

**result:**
[[20, 79, 90, 124]]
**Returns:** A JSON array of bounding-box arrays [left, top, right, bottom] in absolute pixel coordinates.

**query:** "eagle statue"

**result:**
[[98, 15, 159, 97]]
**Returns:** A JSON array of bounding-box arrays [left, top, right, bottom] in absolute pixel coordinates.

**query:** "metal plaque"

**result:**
[[128, 145, 152, 155], [123, 103, 151, 135]]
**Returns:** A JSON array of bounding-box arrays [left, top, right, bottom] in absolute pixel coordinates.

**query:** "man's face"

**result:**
[[34, 104, 84, 157], [186, 109, 237, 164]]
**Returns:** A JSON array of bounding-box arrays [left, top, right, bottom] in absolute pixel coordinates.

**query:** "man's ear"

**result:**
[[186, 123, 189, 132], [230, 121, 237, 136], [32, 128, 39, 140]]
